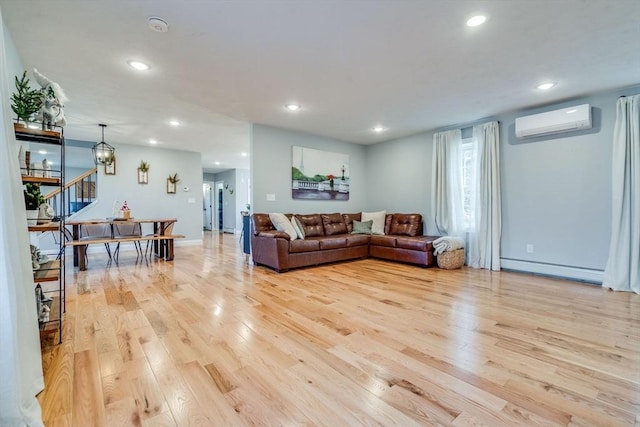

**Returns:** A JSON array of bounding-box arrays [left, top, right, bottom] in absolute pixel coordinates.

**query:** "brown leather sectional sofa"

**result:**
[[251, 212, 439, 272]]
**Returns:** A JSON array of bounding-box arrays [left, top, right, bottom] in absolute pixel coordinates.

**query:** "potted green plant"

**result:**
[[24, 183, 44, 225], [11, 71, 42, 127]]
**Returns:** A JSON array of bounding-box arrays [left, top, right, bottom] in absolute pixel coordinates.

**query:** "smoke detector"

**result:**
[[148, 17, 169, 33]]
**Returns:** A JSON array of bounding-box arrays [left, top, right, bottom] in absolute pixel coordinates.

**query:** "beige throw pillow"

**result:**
[[269, 213, 298, 239], [291, 215, 305, 239], [361, 210, 386, 235]]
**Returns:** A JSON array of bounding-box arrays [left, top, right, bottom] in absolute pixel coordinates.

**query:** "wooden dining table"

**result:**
[[66, 218, 178, 270]]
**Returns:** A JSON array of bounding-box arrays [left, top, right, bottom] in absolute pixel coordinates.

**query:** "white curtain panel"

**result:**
[[431, 129, 464, 237], [467, 121, 502, 270], [603, 95, 640, 294], [0, 10, 45, 426]]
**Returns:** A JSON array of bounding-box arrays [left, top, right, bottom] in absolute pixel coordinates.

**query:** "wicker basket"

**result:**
[[437, 248, 465, 269]]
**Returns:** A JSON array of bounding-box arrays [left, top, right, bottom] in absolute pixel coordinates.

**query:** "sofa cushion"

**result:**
[[389, 214, 423, 237], [296, 214, 325, 237], [362, 210, 386, 235], [343, 213, 362, 233], [291, 215, 306, 239], [269, 213, 297, 239], [289, 239, 320, 253], [317, 237, 347, 250], [370, 235, 396, 247], [321, 213, 348, 236], [352, 220, 373, 235], [346, 234, 370, 247]]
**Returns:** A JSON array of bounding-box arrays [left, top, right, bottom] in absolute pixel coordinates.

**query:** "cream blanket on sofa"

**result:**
[[433, 236, 465, 256]]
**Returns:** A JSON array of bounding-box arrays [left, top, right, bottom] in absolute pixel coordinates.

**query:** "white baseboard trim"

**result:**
[[500, 258, 603, 284]]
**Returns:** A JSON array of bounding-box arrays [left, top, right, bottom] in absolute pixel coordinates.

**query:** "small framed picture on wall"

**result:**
[[166, 179, 176, 194], [104, 158, 116, 175]]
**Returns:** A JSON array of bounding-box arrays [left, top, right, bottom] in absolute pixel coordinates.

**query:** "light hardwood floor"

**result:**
[[38, 233, 639, 426]]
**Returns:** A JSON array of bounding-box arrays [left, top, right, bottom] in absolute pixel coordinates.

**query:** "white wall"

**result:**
[[251, 124, 367, 214], [73, 142, 203, 242], [365, 85, 640, 282]]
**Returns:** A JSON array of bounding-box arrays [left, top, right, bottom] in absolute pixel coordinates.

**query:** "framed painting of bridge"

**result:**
[[292, 146, 350, 200]]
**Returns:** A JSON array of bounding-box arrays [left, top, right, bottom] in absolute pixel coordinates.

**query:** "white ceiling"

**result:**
[[2, 1, 639, 173]]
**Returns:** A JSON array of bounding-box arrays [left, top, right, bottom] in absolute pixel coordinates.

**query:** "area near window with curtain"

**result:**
[[603, 94, 640, 294], [431, 121, 501, 270]]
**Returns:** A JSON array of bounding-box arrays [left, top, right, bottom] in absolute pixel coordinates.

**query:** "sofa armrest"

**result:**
[[258, 230, 291, 240]]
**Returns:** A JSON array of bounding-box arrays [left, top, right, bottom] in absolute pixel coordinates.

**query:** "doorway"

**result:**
[[214, 182, 224, 232], [202, 183, 213, 231]]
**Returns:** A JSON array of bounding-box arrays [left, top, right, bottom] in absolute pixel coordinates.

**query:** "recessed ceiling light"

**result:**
[[127, 60, 150, 71], [466, 15, 487, 27], [373, 126, 385, 133], [149, 139, 158, 144], [38, 150, 47, 155], [241, 152, 247, 157], [214, 161, 220, 165], [169, 120, 180, 126], [536, 82, 557, 90], [285, 103, 301, 111]]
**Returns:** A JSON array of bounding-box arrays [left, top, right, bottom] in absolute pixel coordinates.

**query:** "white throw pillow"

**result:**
[[361, 210, 386, 235], [291, 215, 305, 239], [269, 213, 298, 239]]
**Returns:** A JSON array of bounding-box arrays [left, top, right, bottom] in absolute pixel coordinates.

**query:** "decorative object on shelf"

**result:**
[[24, 150, 31, 175], [42, 158, 52, 178], [24, 183, 44, 225], [30, 245, 41, 270], [92, 123, 115, 165], [38, 203, 54, 225], [120, 200, 131, 219], [33, 68, 68, 129], [18, 146, 27, 175], [167, 173, 180, 194], [11, 70, 41, 126], [138, 160, 149, 184], [104, 156, 116, 175]]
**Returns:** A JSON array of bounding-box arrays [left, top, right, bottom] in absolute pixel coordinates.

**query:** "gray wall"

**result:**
[[251, 124, 367, 214], [365, 85, 640, 282], [74, 142, 203, 242]]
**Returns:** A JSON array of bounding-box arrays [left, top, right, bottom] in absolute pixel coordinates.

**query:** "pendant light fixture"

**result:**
[[92, 123, 115, 165]]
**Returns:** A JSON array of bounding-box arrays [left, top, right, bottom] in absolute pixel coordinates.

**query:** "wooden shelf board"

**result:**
[[22, 175, 61, 185], [14, 126, 62, 144], [28, 223, 61, 232], [34, 260, 61, 283]]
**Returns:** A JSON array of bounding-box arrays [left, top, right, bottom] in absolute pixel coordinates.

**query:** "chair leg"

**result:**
[[113, 243, 120, 263]]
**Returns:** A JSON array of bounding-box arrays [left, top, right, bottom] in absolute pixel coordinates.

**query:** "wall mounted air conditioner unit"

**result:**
[[515, 104, 592, 138]]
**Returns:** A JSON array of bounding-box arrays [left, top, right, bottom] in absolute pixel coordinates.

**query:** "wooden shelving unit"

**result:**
[[17, 124, 65, 344]]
